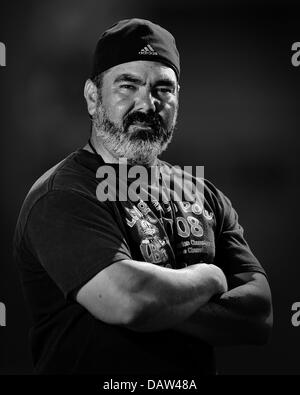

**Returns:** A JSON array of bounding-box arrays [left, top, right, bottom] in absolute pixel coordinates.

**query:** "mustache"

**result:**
[[123, 111, 163, 132]]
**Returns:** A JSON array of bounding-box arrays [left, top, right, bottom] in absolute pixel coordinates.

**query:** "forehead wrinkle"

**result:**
[[113, 73, 145, 85], [106, 61, 177, 85], [112, 74, 177, 90]]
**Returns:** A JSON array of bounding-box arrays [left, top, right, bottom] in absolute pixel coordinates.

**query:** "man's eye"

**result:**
[[156, 87, 173, 94], [120, 84, 135, 90]]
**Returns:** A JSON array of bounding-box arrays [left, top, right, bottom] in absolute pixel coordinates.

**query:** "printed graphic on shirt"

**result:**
[[124, 200, 172, 267], [122, 195, 215, 269], [171, 200, 215, 266]]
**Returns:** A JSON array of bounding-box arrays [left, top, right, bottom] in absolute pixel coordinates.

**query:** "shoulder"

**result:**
[[21, 149, 99, 208], [203, 179, 233, 213], [158, 158, 232, 211], [14, 149, 108, 247], [158, 159, 236, 232]]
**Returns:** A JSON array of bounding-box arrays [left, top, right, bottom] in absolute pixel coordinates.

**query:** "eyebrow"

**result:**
[[113, 73, 177, 89], [154, 79, 176, 90], [113, 73, 144, 85]]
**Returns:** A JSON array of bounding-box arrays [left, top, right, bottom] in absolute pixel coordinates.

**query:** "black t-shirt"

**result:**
[[13, 148, 266, 375]]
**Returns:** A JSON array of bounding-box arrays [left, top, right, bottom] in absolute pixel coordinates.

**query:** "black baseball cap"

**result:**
[[90, 18, 180, 81]]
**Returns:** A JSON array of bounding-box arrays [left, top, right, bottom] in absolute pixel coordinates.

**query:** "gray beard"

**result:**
[[92, 103, 177, 166]]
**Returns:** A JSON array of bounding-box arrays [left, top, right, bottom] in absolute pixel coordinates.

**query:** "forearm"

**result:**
[[123, 260, 227, 332], [172, 275, 273, 346]]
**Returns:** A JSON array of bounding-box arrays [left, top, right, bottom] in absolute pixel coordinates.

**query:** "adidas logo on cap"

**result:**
[[138, 44, 158, 56]]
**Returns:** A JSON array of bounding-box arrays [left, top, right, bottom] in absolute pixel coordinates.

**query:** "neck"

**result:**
[[83, 134, 122, 164]]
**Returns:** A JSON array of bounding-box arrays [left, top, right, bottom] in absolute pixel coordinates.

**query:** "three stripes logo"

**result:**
[[138, 44, 158, 56]]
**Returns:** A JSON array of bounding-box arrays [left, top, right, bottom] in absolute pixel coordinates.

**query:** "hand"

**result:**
[[184, 263, 228, 297], [208, 264, 228, 295]]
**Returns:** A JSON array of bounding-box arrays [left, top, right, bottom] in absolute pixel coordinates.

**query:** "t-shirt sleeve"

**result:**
[[212, 188, 267, 278], [25, 190, 132, 299]]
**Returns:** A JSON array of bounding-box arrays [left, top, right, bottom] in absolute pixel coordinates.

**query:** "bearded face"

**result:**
[[90, 61, 179, 166], [92, 100, 178, 166]]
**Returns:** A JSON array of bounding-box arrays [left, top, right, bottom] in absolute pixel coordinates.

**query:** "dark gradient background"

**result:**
[[0, 0, 299, 374]]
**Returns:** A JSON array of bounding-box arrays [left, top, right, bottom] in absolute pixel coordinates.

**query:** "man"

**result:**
[[14, 18, 273, 375]]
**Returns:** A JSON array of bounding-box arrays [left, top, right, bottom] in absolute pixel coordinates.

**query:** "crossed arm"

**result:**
[[173, 271, 273, 346], [76, 259, 273, 346]]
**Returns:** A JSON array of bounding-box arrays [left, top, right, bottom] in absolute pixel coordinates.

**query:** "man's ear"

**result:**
[[84, 79, 98, 117]]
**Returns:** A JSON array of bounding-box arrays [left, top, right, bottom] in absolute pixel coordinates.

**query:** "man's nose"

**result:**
[[134, 88, 157, 113]]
